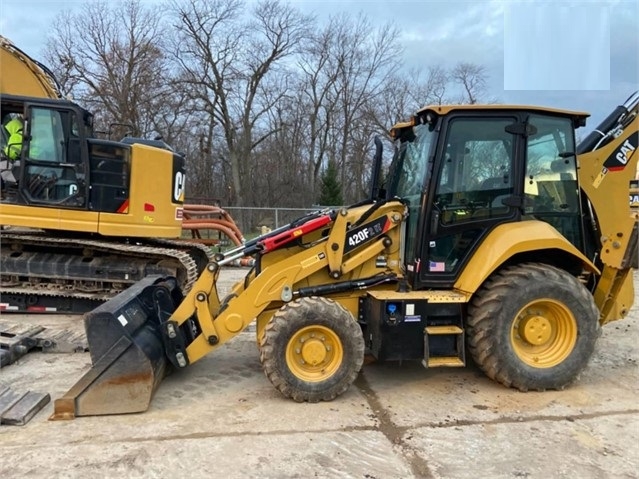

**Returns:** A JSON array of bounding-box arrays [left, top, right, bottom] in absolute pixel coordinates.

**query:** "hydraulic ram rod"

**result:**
[[214, 209, 335, 262], [258, 214, 333, 253]]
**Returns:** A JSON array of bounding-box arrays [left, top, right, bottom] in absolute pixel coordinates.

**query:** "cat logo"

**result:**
[[595, 132, 639, 188], [603, 132, 638, 172], [174, 171, 185, 203], [615, 139, 636, 166]]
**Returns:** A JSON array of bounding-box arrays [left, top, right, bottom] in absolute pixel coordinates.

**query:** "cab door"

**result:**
[[19, 103, 88, 208], [415, 115, 521, 288]]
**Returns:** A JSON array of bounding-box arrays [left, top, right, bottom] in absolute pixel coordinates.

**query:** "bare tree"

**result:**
[[169, 0, 311, 208], [451, 62, 487, 104], [294, 20, 342, 198], [44, 0, 175, 138], [331, 15, 401, 200], [41, 0, 492, 209], [370, 65, 451, 135]]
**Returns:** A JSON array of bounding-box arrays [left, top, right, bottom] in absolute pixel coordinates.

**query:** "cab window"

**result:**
[[27, 107, 64, 163], [434, 118, 516, 225], [23, 106, 84, 205], [524, 114, 582, 248]]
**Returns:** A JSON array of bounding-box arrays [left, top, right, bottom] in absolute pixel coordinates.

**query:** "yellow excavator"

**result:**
[[0, 36, 211, 312], [51, 90, 638, 419]]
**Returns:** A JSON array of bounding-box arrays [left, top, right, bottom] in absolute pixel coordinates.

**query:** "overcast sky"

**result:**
[[1, 0, 637, 132]]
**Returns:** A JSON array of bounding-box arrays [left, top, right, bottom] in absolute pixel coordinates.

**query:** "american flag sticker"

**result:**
[[429, 261, 446, 272]]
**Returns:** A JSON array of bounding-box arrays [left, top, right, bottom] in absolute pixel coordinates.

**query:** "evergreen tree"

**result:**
[[318, 160, 343, 206]]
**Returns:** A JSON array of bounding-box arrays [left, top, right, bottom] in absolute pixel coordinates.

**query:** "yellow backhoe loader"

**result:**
[[0, 36, 211, 312], [52, 91, 638, 419]]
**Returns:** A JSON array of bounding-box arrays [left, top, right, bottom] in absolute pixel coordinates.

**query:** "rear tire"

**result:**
[[259, 296, 364, 402], [467, 262, 600, 391]]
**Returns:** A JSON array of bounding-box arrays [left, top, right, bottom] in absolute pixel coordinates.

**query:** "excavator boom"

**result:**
[[0, 36, 62, 99]]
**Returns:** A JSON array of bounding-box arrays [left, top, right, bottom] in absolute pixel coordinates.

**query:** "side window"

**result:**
[[67, 112, 82, 164], [435, 118, 515, 225], [525, 115, 579, 214], [524, 115, 582, 248]]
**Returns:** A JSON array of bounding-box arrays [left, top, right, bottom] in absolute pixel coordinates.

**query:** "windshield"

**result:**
[[387, 123, 436, 271], [387, 123, 435, 200]]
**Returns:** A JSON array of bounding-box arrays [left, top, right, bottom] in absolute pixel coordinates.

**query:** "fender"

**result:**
[[454, 220, 599, 295]]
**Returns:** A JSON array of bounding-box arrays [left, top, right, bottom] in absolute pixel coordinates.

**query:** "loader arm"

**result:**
[[577, 91, 639, 323], [167, 205, 403, 365], [51, 201, 406, 418]]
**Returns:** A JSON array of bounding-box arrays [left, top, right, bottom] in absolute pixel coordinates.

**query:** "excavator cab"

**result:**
[[1, 96, 91, 206], [1, 35, 214, 316]]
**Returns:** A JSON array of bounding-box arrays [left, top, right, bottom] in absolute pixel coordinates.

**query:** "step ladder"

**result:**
[[422, 323, 465, 368]]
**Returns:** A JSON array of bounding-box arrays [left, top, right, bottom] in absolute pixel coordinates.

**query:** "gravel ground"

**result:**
[[0, 268, 637, 478]]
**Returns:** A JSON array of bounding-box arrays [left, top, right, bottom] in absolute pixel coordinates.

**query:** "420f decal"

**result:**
[[344, 216, 391, 254]]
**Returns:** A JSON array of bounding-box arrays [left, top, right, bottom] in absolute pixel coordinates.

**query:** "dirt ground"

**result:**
[[0, 268, 637, 478]]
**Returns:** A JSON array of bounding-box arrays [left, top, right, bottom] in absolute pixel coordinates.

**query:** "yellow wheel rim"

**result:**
[[286, 325, 343, 382], [510, 298, 577, 368]]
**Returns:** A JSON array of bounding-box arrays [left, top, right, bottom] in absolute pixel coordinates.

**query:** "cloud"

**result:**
[[3, 0, 637, 128], [386, 0, 637, 126]]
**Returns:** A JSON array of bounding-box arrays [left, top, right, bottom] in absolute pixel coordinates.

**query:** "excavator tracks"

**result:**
[[0, 231, 213, 313]]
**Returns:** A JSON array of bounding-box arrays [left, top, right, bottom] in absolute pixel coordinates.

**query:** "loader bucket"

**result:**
[[50, 275, 181, 420]]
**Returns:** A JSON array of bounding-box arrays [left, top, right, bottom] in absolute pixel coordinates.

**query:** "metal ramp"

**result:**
[[0, 320, 87, 367], [0, 383, 50, 425], [0, 321, 85, 425]]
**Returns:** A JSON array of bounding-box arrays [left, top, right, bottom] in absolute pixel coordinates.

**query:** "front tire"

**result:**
[[467, 262, 600, 391], [259, 296, 364, 402]]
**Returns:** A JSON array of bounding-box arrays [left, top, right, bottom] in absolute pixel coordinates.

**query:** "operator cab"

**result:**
[[1, 95, 88, 205], [386, 105, 589, 289], [0, 94, 131, 212]]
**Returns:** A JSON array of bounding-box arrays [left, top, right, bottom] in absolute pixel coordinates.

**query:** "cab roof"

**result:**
[[417, 103, 590, 120], [390, 103, 590, 137]]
